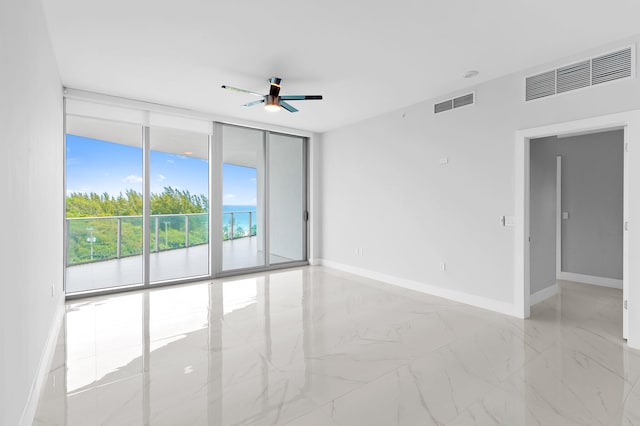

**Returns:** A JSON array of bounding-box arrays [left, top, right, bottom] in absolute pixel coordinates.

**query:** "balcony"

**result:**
[[65, 212, 290, 294]]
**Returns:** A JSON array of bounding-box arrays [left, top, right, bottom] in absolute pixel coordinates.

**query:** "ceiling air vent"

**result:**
[[592, 48, 632, 85], [525, 46, 634, 101], [557, 60, 590, 93], [434, 93, 474, 114], [526, 70, 556, 101]]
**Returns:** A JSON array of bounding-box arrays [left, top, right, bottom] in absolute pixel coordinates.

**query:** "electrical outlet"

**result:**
[[439, 157, 449, 165], [440, 262, 446, 272]]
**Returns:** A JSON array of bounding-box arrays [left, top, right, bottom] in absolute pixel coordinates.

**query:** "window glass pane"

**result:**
[[65, 115, 143, 293], [222, 125, 265, 270], [149, 127, 210, 283]]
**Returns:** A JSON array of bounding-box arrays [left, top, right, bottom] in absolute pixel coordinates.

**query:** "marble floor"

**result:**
[[34, 267, 640, 425]]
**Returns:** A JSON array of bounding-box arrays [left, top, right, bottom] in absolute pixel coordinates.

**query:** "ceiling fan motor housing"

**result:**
[[265, 94, 280, 108], [269, 77, 282, 96]]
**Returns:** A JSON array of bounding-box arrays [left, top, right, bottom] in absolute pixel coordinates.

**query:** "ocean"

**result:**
[[223, 205, 257, 233]]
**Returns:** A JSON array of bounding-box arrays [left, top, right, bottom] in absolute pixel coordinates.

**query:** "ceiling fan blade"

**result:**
[[280, 95, 323, 101], [243, 99, 265, 107], [280, 101, 298, 113], [221, 85, 264, 97]]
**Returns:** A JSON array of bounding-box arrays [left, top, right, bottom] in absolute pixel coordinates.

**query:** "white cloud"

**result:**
[[224, 193, 236, 199], [123, 175, 143, 184], [167, 159, 175, 164], [157, 174, 166, 181], [249, 177, 257, 183]]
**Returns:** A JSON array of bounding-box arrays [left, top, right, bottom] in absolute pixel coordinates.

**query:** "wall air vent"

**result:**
[[525, 46, 634, 102], [434, 99, 453, 114], [453, 93, 474, 108], [556, 60, 590, 93], [526, 71, 555, 101], [434, 93, 474, 114], [592, 48, 632, 85]]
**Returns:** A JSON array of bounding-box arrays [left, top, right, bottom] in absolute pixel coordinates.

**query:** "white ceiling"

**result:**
[[42, 0, 640, 133]]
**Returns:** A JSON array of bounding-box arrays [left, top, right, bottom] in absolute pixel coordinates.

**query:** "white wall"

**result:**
[[0, 0, 64, 424], [319, 36, 640, 311]]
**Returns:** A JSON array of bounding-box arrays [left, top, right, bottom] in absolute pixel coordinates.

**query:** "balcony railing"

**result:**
[[66, 211, 256, 266], [223, 210, 257, 241]]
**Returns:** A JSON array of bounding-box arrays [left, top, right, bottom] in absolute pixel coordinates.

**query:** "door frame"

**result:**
[[215, 125, 310, 276], [515, 110, 640, 349]]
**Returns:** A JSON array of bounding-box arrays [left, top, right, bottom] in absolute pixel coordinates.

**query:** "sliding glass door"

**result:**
[[64, 103, 307, 296], [220, 127, 307, 272], [269, 133, 306, 264]]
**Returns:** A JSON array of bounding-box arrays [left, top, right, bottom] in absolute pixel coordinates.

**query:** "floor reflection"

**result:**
[[34, 269, 640, 426]]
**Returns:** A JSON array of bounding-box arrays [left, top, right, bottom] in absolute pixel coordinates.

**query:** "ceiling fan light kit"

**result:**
[[222, 77, 323, 113], [264, 95, 281, 112]]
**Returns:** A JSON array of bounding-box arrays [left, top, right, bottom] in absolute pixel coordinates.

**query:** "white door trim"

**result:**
[[515, 110, 640, 348], [556, 155, 562, 279]]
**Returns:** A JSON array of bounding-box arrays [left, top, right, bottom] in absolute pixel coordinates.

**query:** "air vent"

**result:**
[[434, 100, 453, 114], [557, 60, 590, 93], [592, 49, 632, 85], [434, 93, 474, 114], [525, 46, 634, 101], [453, 93, 474, 108], [526, 71, 555, 101]]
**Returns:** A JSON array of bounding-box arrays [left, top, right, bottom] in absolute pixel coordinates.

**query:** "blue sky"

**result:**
[[66, 135, 257, 206]]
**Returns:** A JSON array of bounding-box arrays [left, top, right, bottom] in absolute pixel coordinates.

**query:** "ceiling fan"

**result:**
[[221, 77, 322, 113]]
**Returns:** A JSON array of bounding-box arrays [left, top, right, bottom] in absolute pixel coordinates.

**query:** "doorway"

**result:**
[[515, 111, 640, 349], [529, 129, 624, 331]]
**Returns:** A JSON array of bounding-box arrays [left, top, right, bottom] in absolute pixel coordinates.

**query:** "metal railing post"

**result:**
[[154, 216, 159, 252], [116, 218, 122, 258], [230, 212, 235, 240], [249, 211, 253, 237], [185, 214, 189, 247]]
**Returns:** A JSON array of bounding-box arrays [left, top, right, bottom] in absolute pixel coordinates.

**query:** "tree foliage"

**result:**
[[66, 187, 207, 218]]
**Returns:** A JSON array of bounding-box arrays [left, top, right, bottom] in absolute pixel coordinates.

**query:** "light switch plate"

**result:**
[[562, 212, 569, 220]]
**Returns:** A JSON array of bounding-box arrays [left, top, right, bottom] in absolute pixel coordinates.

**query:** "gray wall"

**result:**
[[529, 137, 557, 294], [319, 36, 640, 305], [0, 0, 64, 424], [559, 130, 624, 279]]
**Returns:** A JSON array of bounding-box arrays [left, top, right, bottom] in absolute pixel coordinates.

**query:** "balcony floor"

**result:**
[[66, 237, 293, 293]]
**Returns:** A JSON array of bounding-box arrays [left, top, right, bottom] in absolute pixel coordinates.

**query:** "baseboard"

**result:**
[[317, 259, 518, 317], [558, 271, 623, 289], [530, 283, 559, 306], [19, 298, 64, 426]]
